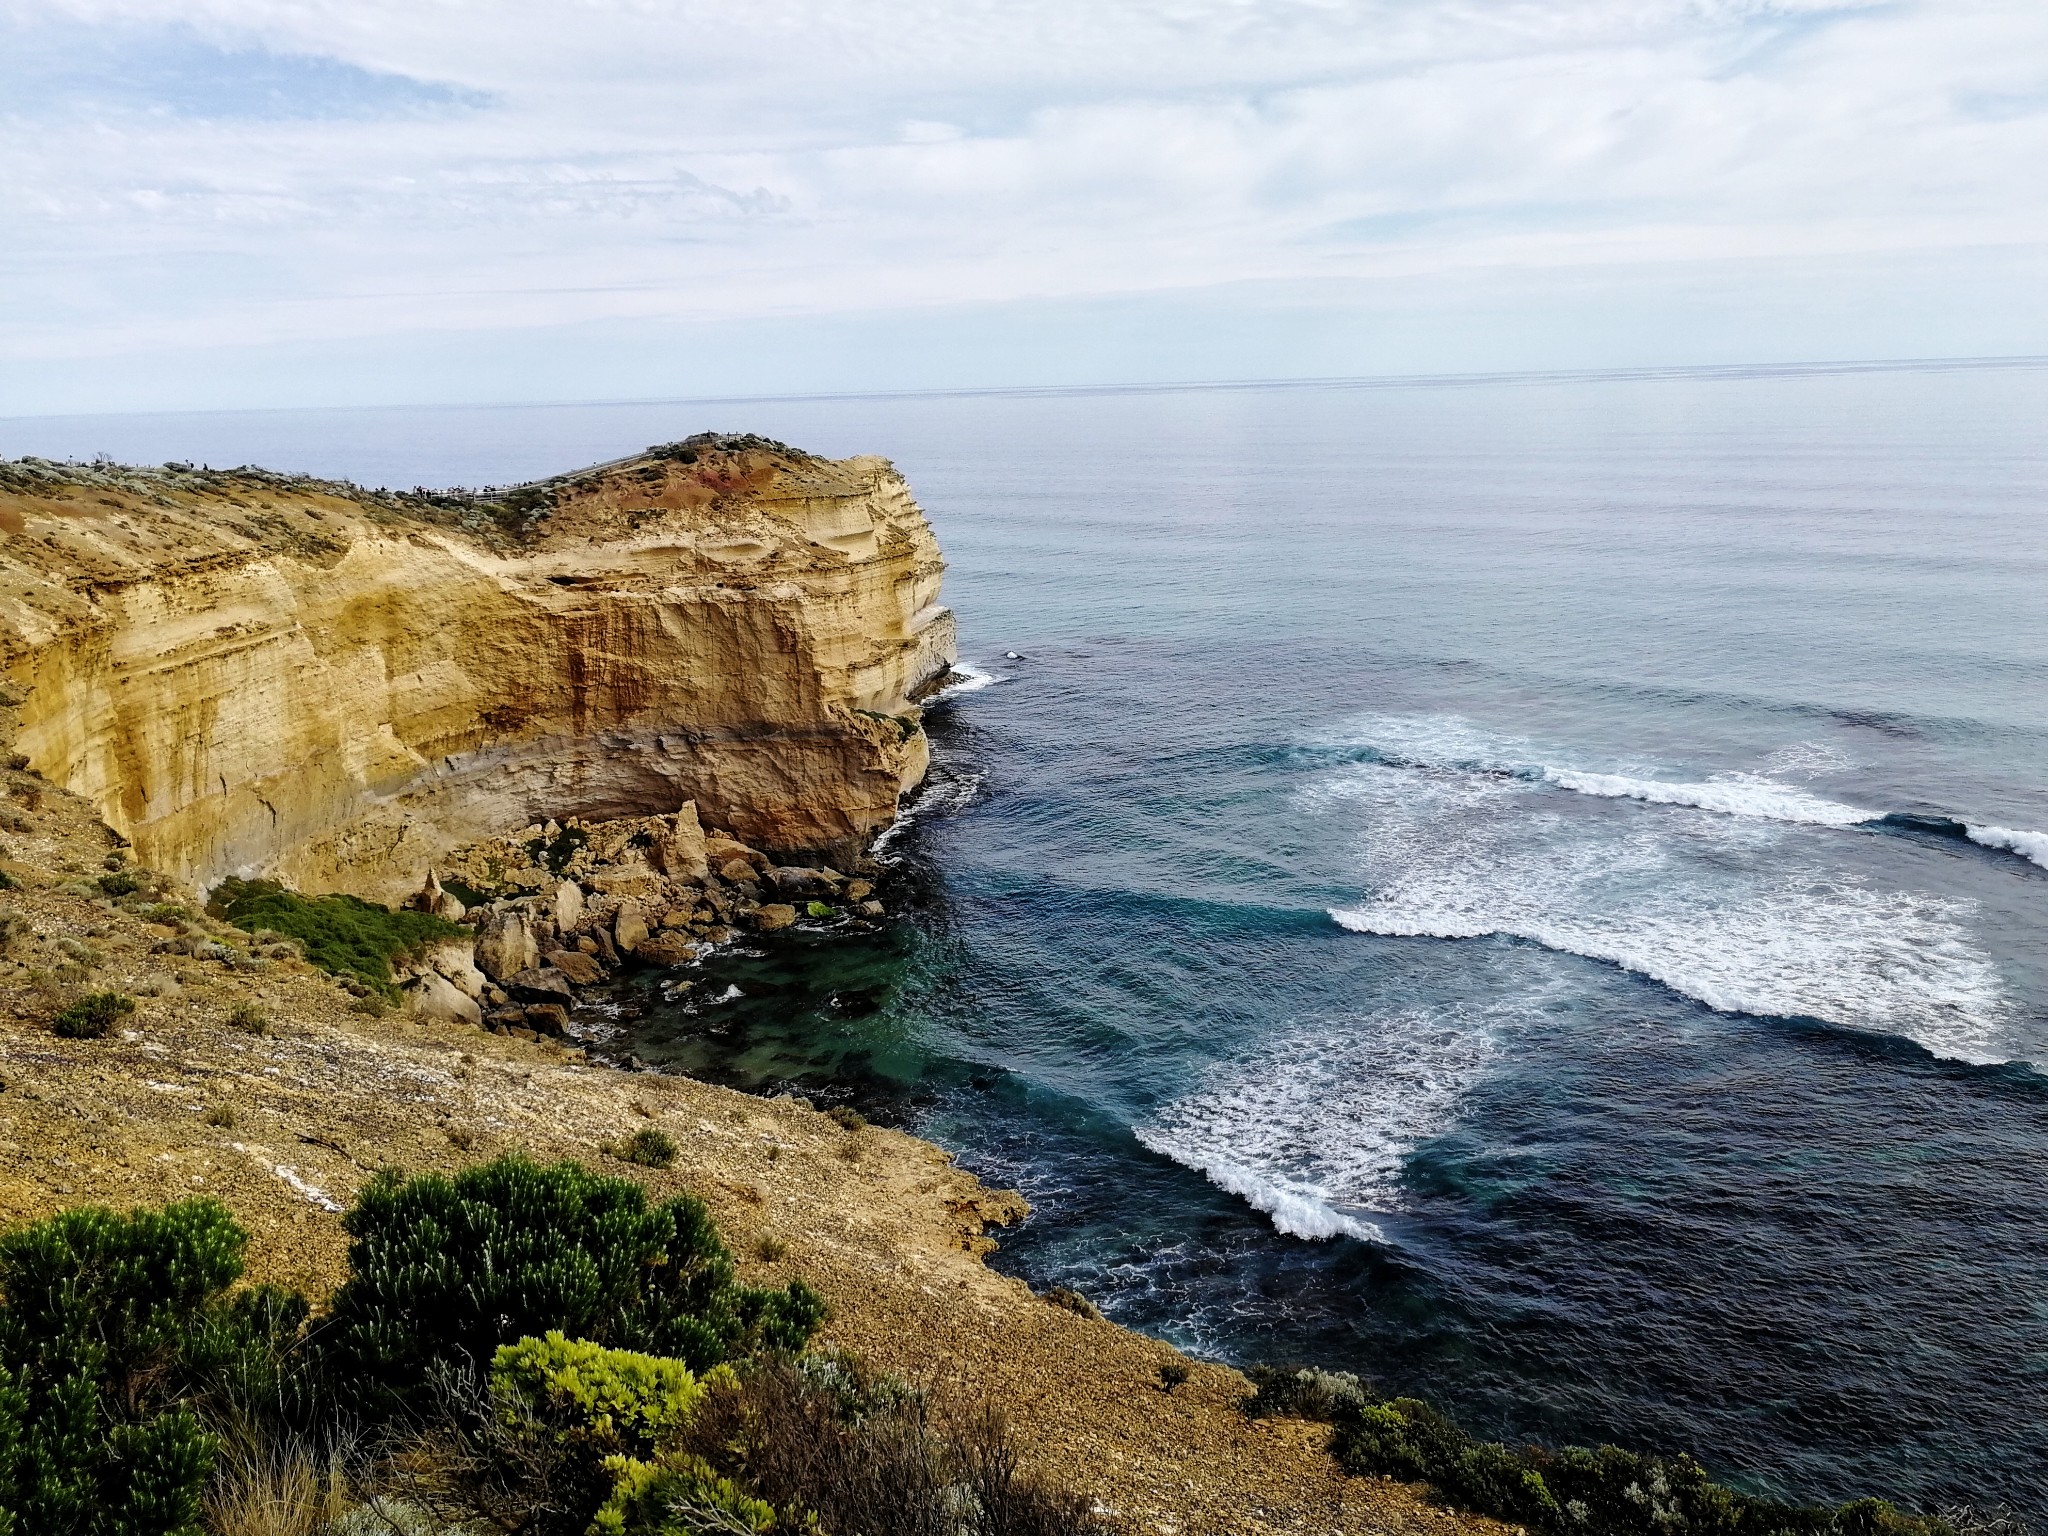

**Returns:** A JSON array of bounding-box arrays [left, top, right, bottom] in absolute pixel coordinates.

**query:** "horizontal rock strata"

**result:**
[[0, 436, 954, 902]]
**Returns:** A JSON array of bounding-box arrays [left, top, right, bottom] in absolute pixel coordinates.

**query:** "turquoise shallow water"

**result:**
[[10, 362, 2048, 1514]]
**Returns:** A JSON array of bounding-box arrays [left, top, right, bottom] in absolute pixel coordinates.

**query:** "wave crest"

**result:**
[[1967, 824, 2048, 872], [1537, 766, 1875, 826]]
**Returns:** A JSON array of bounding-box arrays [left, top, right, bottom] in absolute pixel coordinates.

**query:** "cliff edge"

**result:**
[[0, 435, 954, 901]]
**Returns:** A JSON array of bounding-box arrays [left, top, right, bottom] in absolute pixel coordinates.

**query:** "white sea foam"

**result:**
[[1302, 713, 2016, 1061], [1762, 740, 1858, 779], [1536, 767, 1877, 826], [1317, 712, 1878, 828], [871, 767, 988, 857], [1966, 824, 2048, 872], [1137, 1005, 1514, 1242], [1330, 825, 2010, 1063], [923, 663, 1002, 702]]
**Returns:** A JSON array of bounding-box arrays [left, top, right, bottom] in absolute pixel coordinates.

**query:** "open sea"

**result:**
[[8, 360, 2048, 1516]]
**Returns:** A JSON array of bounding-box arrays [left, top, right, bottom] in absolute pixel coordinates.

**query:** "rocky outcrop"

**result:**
[[0, 437, 954, 901], [410, 806, 885, 1036]]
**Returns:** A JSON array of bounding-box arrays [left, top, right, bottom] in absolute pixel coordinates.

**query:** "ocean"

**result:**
[[8, 360, 2047, 1515]]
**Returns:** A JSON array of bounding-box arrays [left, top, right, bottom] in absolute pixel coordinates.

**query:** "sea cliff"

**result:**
[[0, 435, 952, 901]]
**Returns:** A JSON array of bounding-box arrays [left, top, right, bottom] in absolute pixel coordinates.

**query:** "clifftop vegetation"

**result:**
[[0, 1154, 1093, 1536]]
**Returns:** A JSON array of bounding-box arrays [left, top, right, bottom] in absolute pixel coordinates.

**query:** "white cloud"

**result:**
[[1, 0, 2043, 406]]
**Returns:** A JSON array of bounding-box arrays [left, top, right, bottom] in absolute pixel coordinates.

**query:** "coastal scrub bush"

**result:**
[[315, 1155, 824, 1417], [1041, 1287, 1102, 1323], [1243, 1368, 1953, 1536], [0, 1196, 279, 1536], [52, 989, 135, 1038], [676, 1352, 1101, 1536], [383, 1332, 752, 1536], [225, 1002, 268, 1035], [208, 878, 464, 1002], [605, 1126, 679, 1169]]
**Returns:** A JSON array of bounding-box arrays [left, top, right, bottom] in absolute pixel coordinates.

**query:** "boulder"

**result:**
[[844, 879, 874, 902], [406, 970, 482, 1027], [706, 836, 766, 872], [614, 903, 649, 955], [546, 948, 605, 986], [412, 870, 467, 922], [506, 966, 574, 1004], [650, 801, 710, 882], [858, 900, 885, 918], [418, 941, 488, 1000], [636, 932, 698, 967], [765, 866, 831, 895], [657, 906, 695, 930], [551, 879, 585, 933], [523, 1003, 571, 1035], [718, 858, 760, 885], [591, 926, 621, 968], [475, 909, 539, 983], [588, 864, 663, 900], [752, 903, 797, 932]]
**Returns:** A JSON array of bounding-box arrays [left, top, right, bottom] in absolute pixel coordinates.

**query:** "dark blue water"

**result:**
[[10, 363, 2048, 1515]]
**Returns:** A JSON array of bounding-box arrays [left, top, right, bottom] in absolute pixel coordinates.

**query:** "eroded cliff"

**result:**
[[0, 435, 954, 900]]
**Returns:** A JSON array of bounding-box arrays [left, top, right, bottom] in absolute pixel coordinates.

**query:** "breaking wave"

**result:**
[[1967, 824, 2048, 872], [1309, 716, 2015, 1064], [1536, 766, 1875, 826], [923, 662, 1003, 702], [871, 763, 988, 858], [1137, 1003, 1518, 1242]]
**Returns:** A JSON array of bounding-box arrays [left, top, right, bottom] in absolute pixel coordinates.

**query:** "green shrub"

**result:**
[[0, 1197, 269, 1536], [1242, 1369, 1951, 1536], [591, 1452, 774, 1536], [96, 871, 141, 898], [225, 1002, 268, 1036], [494, 1333, 713, 1457], [605, 1127, 678, 1169], [472, 1333, 766, 1536], [316, 1155, 824, 1417], [678, 1354, 1098, 1536], [52, 991, 135, 1039], [208, 878, 464, 1002]]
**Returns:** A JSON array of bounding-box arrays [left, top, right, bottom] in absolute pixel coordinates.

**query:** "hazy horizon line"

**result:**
[[6, 351, 2046, 432]]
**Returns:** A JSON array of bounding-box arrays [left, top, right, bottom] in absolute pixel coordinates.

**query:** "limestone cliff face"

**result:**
[[0, 438, 954, 900]]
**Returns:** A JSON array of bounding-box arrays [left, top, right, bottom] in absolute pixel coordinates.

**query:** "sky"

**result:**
[[2, 0, 2045, 415]]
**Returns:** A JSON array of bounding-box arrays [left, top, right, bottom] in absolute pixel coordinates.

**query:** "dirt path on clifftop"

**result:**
[[0, 767, 1491, 1536]]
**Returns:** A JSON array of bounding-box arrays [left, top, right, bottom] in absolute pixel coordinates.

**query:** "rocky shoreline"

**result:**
[[395, 800, 897, 1047]]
